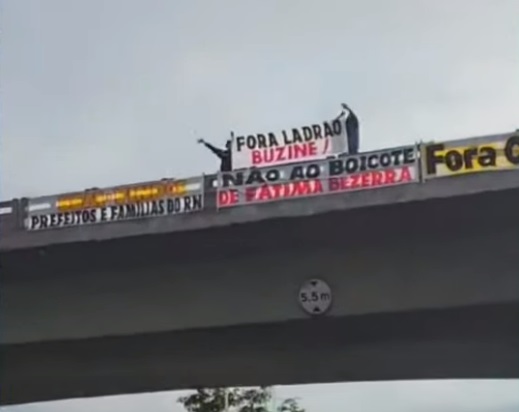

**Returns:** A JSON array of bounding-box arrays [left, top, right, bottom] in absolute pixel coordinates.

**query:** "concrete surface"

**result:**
[[1, 168, 519, 251], [2, 303, 518, 405], [2, 186, 519, 344], [1, 166, 519, 406], [1, 185, 519, 405]]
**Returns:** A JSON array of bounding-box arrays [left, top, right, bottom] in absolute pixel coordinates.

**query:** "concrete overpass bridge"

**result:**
[[1, 132, 518, 405]]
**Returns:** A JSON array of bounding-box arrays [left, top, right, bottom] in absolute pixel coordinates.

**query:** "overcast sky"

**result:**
[[1, 0, 518, 410], [2, 381, 519, 412], [1, 0, 518, 199]]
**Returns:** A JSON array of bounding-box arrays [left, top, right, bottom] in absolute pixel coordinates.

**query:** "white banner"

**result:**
[[218, 145, 419, 208], [231, 117, 348, 169], [25, 177, 204, 231]]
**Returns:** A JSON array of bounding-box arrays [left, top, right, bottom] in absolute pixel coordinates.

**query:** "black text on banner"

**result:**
[[232, 118, 348, 169], [217, 146, 418, 207], [423, 134, 519, 179], [26, 179, 204, 231]]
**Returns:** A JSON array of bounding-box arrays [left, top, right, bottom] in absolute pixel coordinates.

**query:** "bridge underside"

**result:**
[[2, 302, 518, 405], [2, 188, 519, 405]]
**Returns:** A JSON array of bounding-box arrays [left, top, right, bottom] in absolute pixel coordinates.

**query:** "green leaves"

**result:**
[[178, 387, 304, 412], [277, 398, 304, 412]]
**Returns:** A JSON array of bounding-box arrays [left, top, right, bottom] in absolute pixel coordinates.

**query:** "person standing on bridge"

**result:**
[[197, 138, 232, 172], [339, 103, 360, 155]]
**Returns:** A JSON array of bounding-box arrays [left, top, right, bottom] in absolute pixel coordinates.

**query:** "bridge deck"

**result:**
[[1, 169, 518, 251]]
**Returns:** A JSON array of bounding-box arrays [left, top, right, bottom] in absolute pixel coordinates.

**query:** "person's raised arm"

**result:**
[[341, 103, 358, 119], [197, 138, 225, 158]]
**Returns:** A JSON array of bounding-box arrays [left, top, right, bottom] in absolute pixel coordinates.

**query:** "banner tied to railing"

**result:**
[[217, 145, 419, 208], [422, 133, 519, 179], [25, 177, 204, 231]]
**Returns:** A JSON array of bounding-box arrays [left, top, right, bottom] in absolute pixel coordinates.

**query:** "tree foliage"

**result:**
[[178, 387, 304, 412]]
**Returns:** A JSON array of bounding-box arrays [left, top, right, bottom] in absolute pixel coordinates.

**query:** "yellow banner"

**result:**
[[56, 180, 188, 212], [422, 135, 519, 178]]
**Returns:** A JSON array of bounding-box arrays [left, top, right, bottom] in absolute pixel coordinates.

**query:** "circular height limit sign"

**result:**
[[298, 278, 333, 315]]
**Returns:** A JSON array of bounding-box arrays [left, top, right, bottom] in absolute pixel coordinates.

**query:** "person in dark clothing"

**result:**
[[197, 138, 232, 172], [341, 103, 360, 154]]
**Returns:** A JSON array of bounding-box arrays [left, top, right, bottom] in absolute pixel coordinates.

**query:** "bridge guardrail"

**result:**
[[0, 200, 14, 217], [1, 131, 517, 234], [0, 199, 27, 235]]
